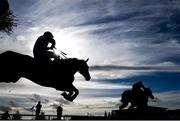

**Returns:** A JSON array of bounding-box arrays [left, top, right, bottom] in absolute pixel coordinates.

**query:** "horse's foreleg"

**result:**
[[61, 86, 79, 102], [61, 91, 74, 101], [67, 91, 74, 97], [69, 88, 79, 102], [61, 91, 73, 97], [61, 91, 74, 98]]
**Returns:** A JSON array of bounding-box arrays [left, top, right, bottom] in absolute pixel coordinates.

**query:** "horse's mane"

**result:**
[[53, 58, 87, 72], [56, 58, 82, 65], [61, 58, 79, 62]]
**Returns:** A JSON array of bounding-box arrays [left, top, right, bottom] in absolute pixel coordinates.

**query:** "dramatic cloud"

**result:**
[[150, 91, 180, 109], [91, 62, 180, 72]]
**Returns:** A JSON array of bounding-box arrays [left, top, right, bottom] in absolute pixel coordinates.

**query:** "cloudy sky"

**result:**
[[0, 0, 180, 116]]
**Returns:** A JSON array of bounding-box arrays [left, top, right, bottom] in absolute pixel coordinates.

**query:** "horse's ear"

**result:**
[[85, 58, 89, 62]]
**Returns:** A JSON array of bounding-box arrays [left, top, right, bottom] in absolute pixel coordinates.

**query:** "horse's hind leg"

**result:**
[[119, 101, 128, 110]]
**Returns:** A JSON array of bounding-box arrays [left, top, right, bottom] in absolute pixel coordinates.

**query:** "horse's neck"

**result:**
[[143, 91, 149, 99], [58, 59, 79, 75], [72, 64, 80, 75]]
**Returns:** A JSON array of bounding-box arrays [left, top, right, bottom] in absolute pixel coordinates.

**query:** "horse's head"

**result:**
[[144, 87, 154, 99], [52, 58, 91, 81], [78, 58, 91, 81]]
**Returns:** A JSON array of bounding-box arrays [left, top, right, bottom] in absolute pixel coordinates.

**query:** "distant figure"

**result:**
[[57, 105, 63, 120], [1, 111, 11, 120], [33, 31, 58, 63], [12, 110, 21, 120], [35, 101, 42, 120], [104, 111, 107, 117], [119, 82, 154, 110], [0, 0, 9, 16]]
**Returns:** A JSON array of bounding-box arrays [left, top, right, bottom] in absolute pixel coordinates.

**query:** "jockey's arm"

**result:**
[[138, 81, 146, 90], [50, 39, 56, 49], [141, 82, 145, 89], [47, 39, 56, 50], [132, 81, 146, 91]]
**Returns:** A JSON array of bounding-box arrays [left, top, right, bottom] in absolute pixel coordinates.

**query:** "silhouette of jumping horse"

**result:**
[[119, 87, 154, 110], [0, 51, 91, 101]]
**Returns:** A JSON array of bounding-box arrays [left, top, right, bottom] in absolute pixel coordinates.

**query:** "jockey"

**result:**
[[132, 81, 145, 91], [132, 81, 146, 100], [33, 31, 59, 63]]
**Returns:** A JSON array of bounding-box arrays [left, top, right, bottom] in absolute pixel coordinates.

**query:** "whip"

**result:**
[[54, 47, 67, 59]]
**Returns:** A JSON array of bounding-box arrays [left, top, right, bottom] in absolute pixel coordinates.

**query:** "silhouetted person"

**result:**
[[1, 111, 10, 120], [0, 0, 9, 16], [104, 111, 107, 117], [33, 31, 58, 63], [57, 105, 63, 120], [35, 101, 42, 120]]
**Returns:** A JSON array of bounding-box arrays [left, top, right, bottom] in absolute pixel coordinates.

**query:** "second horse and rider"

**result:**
[[119, 81, 154, 110]]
